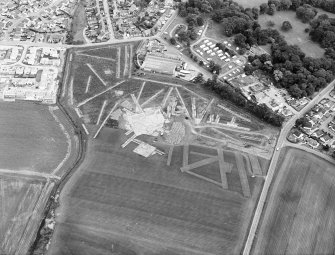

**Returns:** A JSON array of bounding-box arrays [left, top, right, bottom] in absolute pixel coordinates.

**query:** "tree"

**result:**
[[234, 33, 247, 48], [179, 9, 188, 17], [170, 37, 177, 45], [296, 5, 317, 23], [268, 0, 281, 10], [295, 116, 309, 127], [216, 42, 226, 51], [177, 30, 189, 42], [267, 4, 276, 15], [194, 73, 204, 83], [281, 20, 293, 31], [252, 7, 260, 19], [260, 3, 269, 14], [280, 0, 292, 10], [188, 30, 198, 40], [196, 16, 204, 26], [267, 20, 275, 27]]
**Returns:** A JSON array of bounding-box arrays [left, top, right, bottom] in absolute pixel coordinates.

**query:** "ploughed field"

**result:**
[[49, 128, 263, 255], [253, 148, 335, 255], [0, 102, 69, 174], [0, 175, 54, 255]]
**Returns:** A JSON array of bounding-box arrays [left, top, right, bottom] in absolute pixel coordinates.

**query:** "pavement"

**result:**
[[242, 79, 335, 255]]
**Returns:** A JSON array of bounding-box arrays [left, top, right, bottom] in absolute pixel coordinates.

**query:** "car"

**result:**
[[276, 147, 280, 151]]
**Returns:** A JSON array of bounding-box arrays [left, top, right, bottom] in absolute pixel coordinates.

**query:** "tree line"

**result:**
[[245, 40, 335, 98], [203, 77, 285, 127]]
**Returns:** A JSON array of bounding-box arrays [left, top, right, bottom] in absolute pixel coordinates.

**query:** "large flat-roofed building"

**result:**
[[1, 66, 59, 104], [141, 53, 182, 75]]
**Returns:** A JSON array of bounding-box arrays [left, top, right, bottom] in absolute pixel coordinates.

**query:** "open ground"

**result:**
[[46, 41, 281, 254], [65, 43, 278, 157], [0, 101, 70, 174], [49, 128, 264, 255], [235, 0, 267, 8], [0, 175, 54, 255], [252, 147, 335, 255]]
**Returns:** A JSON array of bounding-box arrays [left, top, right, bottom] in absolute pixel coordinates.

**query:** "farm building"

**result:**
[[141, 54, 182, 75]]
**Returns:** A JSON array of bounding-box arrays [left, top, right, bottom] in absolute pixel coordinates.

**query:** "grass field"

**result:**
[[235, 0, 266, 8], [70, 0, 87, 43], [0, 102, 69, 174], [258, 11, 325, 58], [253, 148, 335, 255], [49, 128, 263, 255], [0, 175, 54, 255]]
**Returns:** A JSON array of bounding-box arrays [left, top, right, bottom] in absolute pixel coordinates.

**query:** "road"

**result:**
[[242, 79, 335, 255]]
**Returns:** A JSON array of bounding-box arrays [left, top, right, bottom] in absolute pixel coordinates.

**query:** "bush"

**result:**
[[266, 20, 275, 27], [281, 21, 292, 31], [170, 37, 177, 45], [196, 16, 204, 26]]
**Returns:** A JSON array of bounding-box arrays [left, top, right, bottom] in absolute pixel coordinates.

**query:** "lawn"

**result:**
[[235, 0, 267, 8], [205, 21, 234, 43], [253, 147, 335, 255], [0, 176, 54, 255], [70, 0, 87, 43], [258, 11, 325, 58], [0, 102, 69, 174], [48, 128, 264, 255]]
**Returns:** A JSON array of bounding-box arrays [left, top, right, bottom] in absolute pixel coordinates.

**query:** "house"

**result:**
[[328, 122, 335, 133], [320, 133, 332, 145], [293, 129, 304, 139], [313, 106, 327, 119], [307, 138, 319, 149], [331, 140, 335, 149], [312, 129, 325, 138]]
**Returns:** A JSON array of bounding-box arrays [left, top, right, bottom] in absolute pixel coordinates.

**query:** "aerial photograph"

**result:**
[[0, 0, 335, 254]]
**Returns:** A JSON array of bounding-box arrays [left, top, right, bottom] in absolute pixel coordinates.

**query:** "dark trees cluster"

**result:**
[[203, 78, 285, 127], [260, 0, 335, 15], [245, 41, 335, 98], [309, 14, 335, 49], [259, 0, 293, 15], [259, 0, 335, 18], [292, 0, 335, 13], [296, 4, 318, 23]]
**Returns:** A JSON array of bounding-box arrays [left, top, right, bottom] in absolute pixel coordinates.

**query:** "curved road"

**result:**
[[243, 79, 335, 255]]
